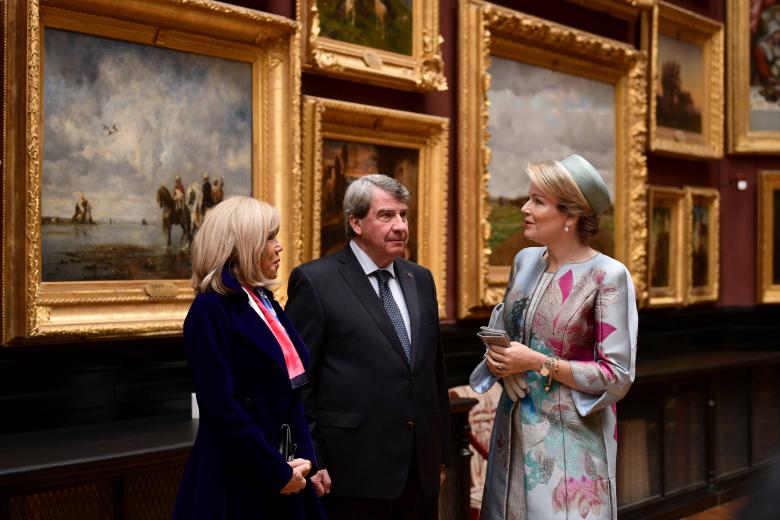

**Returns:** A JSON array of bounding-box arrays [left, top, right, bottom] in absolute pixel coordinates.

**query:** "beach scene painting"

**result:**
[[41, 28, 252, 282], [486, 57, 616, 266]]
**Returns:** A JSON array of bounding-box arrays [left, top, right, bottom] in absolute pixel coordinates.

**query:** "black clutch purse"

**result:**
[[279, 424, 297, 462]]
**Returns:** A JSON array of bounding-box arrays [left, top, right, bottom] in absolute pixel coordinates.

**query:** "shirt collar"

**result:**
[[349, 240, 396, 279]]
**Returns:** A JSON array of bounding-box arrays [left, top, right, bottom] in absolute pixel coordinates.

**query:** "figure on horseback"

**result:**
[[156, 185, 192, 249]]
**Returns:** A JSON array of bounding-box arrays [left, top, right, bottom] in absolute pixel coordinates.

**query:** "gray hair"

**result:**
[[343, 174, 410, 238]]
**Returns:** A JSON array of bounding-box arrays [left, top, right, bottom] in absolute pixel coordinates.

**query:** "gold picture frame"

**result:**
[[297, 0, 446, 91], [758, 171, 780, 303], [727, 0, 780, 153], [566, 0, 655, 22], [2, 0, 301, 343], [301, 96, 449, 316], [648, 2, 723, 158], [647, 186, 685, 307], [457, 0, 648, 319], [684, 186, 720, 304]]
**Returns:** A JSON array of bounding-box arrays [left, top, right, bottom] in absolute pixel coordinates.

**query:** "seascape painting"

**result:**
[[41, 29, 252, 282], [317, 0, 413, 55], [320, 138, 418, 258], [691, 201, 710, 288], [750, 3, 780, 131], [486, 58, 616, 266], [656, 34, 704, 137], [650, 205, 672, 289]]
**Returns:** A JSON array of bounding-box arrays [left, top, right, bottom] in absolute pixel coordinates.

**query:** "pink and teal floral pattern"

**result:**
[[480, 247, 637, 520]]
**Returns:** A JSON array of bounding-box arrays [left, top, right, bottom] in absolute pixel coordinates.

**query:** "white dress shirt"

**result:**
[[349, 240, 411, 339]]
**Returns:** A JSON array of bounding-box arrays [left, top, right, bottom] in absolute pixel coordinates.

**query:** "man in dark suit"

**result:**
[[286, 174, 449, 519]]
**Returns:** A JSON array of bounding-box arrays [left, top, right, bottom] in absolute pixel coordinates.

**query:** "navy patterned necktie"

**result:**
[[373, 269, 412, 362]]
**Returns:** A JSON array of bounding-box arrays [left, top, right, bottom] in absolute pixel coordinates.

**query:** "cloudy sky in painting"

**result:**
[[486, 57, 615, 199], [656, 35, 703, 110], [42, 29, 252, 221]]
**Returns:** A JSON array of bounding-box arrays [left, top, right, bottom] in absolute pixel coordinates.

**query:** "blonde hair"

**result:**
[[526, 160, 601, 242], [190, 196, 280, 294]]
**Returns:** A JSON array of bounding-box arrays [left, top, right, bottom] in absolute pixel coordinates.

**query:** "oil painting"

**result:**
[[685, 187, 719, 304], [486, 57, 616, 266], [651, 205, 672, 289], [647, 186, 685, 307], [41, 29, 252, 282], [750, 3, 780, 132], [316, 0, 413, 55], [655, 34, 704, 139], [320, 138, 419, 258]]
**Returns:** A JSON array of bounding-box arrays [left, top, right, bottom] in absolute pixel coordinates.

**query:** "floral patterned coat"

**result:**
[[480, 247, 638, 520]]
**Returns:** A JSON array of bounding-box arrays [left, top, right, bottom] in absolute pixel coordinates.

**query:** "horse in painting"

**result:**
[[156, 185, 192, 249]]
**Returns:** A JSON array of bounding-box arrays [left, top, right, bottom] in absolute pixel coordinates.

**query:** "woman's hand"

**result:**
[[280, 458, 312, 495], [486, 341, 545, 377]]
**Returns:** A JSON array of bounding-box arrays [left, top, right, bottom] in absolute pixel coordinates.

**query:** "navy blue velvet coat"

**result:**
[[173, 269, 326, 520]]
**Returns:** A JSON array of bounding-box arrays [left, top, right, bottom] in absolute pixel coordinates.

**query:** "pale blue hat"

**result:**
[[557, 154, 612, 215]]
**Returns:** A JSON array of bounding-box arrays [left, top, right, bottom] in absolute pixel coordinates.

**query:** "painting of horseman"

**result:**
[[40, 29, 252, 282]]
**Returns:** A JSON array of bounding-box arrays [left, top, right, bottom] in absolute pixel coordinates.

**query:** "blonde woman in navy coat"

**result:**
[[173, 197, 327, 520]]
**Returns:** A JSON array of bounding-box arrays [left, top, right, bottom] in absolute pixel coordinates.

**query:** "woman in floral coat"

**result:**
[[480, 155, 638, 520]]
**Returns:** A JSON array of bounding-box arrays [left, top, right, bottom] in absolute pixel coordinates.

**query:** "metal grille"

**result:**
[[8, 481, 113, 520], [124, 466, 183, 520]]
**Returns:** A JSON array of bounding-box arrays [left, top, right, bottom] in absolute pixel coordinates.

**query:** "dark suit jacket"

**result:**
[[173, 269, 326, 520], [285, 245, 449, 500]]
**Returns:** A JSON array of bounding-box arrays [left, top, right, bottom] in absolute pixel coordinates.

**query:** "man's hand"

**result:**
[[280, 459, 312, 495], [440, 466, 447, 486], [310, 469, 332, 497]]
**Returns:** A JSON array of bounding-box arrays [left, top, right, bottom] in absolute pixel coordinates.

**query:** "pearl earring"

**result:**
[[564, 224, 569, 232]]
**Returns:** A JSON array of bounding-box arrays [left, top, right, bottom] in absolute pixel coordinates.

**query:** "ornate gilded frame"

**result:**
[[297, 0, 446, 91], [301, 96, 449, 316], [566, 0, 655, 22], [648, 2, 723, 158], [2, 0, 301, 343], [684, 186, 719, 305], [727, 0, 780, 153], [457, 0, 648, 319], [757, 171, 780, 303], [647, 186, 685, 307]]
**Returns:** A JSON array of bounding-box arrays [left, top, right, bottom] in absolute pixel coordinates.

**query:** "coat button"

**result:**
[[406, 420, 414, 430], [243, 398, 253, 407]]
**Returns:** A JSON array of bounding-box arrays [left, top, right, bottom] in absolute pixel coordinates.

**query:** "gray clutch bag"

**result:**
[[469, 303, 507, 393]]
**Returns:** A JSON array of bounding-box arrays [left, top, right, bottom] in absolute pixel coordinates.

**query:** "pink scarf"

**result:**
[[244, 286, 308, 389]]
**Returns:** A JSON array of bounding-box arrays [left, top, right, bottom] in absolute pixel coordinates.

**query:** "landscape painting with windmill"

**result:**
[[41, 28, 252, 282]]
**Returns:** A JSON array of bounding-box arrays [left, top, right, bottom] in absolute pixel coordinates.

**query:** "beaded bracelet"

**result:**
[[539, 355, 559, 393]]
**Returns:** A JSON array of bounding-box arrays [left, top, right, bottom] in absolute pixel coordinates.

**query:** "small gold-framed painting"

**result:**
[[647, 186, 686, 307], [758, 171, 780, 303], [2, 0, 300, 343], [297, 0, 447, 91], [649, 2, 724, 158], [727, 0, 780, 153], [684, 187, 720, 304], [458, 0, 648, 318], [301, 96, 449, 315]]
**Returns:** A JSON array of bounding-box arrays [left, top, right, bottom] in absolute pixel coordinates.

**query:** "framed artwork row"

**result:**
[[648, 1, 724, 159], [728, 0, 780, 153], [300, 96, 449, 316], [2, 0, 301, 343], [647, 185, 720, 307], [457, 0, 648, 319]]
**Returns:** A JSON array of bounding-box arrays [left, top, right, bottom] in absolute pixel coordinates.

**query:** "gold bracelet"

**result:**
[[539, 355, 559, 393]]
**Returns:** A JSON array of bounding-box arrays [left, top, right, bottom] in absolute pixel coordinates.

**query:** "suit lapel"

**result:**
[[337, 247, 411, 368], [395, 260, 421, 366]]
